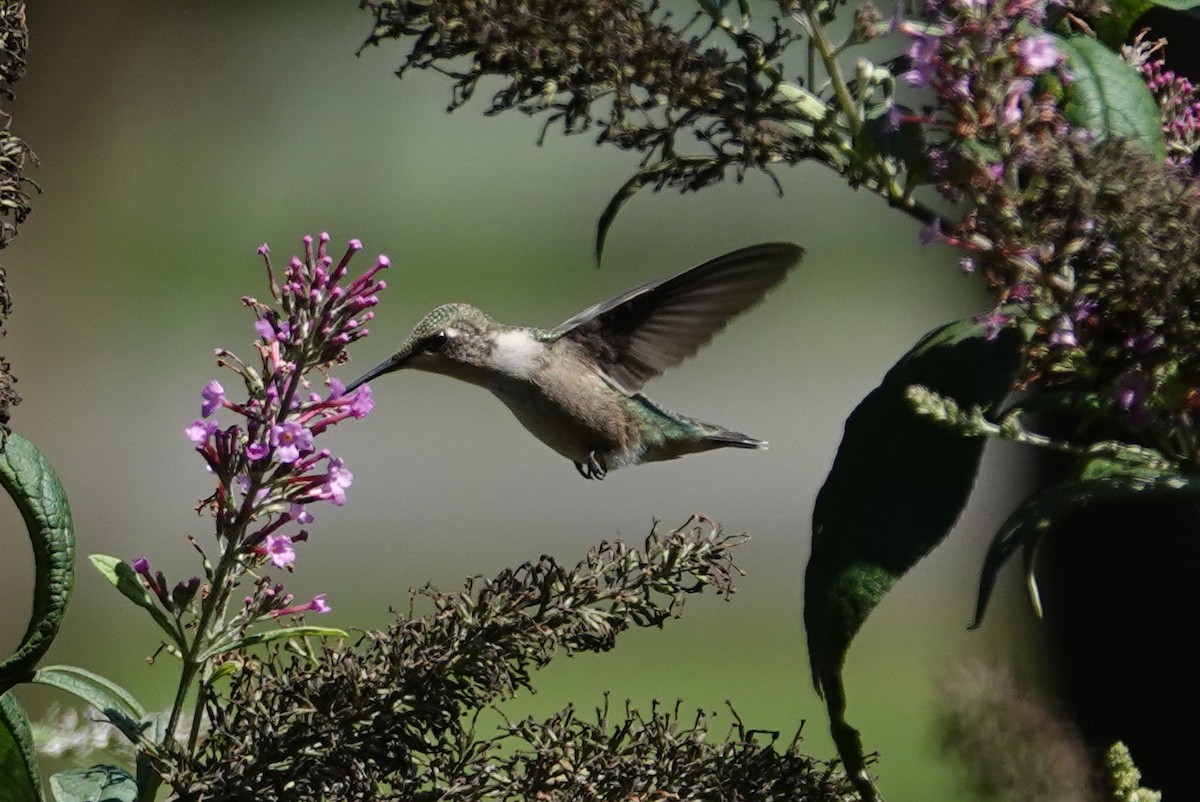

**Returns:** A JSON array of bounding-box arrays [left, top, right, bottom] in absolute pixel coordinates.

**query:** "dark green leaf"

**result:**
[[87, 556, 182, 649], [49, 765, 137, 802], [31, 666, 146, 746], [200, 625, 348, 661], [0, 434, 76, 694], [971, 444, 1197, 627], [1, 692, 43, 802], [804, 318, 1023, 800], [1094, 0, 1154, 46], [1057, 36, 1166, 162], [595, 170, 656, 266]]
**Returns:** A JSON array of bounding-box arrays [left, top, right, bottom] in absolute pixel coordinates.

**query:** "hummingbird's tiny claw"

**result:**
[[573, 452, 608, 480]]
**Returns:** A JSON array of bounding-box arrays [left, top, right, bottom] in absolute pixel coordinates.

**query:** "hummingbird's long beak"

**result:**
[[344, 354, 409, 393]]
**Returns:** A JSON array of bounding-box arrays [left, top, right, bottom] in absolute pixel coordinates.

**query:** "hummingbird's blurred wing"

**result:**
[[552, 242, 803, 393]]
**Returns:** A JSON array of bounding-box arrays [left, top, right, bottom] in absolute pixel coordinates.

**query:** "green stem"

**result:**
[[798, 0, 864, 137]]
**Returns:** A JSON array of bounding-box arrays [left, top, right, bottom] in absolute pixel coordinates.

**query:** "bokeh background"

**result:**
[[2, 2, 1050, 798]]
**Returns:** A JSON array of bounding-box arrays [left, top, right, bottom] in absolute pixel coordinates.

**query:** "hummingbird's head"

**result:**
[[344, 303, 500, 391]]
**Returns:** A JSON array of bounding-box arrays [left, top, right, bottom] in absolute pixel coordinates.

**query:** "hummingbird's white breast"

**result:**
[[490, 328, 545, 379]]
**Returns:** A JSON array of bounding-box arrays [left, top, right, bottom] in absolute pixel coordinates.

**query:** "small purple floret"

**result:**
[[201, 380, 226, 418]]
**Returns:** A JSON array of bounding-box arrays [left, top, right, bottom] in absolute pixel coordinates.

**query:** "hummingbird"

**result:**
[[344, 243, 803, 479]]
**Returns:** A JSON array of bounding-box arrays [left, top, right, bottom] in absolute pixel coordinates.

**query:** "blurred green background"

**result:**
[[2, 2, 1050, 798]]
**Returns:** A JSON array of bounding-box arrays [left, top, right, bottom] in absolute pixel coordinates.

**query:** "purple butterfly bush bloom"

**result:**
[[172, 233, 388, 617]]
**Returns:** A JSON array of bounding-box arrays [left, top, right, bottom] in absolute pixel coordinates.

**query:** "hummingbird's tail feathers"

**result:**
[[704, 430, 767, 450]]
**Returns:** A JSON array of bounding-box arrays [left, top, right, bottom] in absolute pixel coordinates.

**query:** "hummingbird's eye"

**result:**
[[422, 331, 449, 354]]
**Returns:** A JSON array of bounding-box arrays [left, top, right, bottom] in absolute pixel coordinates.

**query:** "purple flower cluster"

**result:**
[[1134, 37, 1200, 172], [142, 234, 388, 619], [898, 0, 1069, 201]]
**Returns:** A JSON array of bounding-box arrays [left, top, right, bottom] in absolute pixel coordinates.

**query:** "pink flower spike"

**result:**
[[327, 377, 347, 399], [245, 441, 269, 461], [309, 594, 331, 613], [257, 244, 270, 256], [201, 380, 226, 418]]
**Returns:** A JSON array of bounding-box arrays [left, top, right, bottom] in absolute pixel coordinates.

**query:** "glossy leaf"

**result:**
[[804, 318, 1023, 799], [49, 765, 137, 802], [31, 666, 146, 745], [1057, 36, 1166, 162], [87, 556, 182, 649], [0, 434, 76, 694], [1, 692, 43, 802], [971, 444, 1198, 627]]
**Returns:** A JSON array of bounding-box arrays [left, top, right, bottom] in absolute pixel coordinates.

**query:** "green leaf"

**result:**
[[594, 158, 712, 264], [49, 765, 137, 802], [30, 666, 146, 746], [87, 556, 182, 649], [971, 445, 1198, 627], [595, 169, 658, 266], [200, 626, 348, 662], [0, 434, 76, 694], [1057, 36, 1166, 162], [804, 317, 1023, 800], [1094, 0, 1154, 45], [1, 692, 43, 802]]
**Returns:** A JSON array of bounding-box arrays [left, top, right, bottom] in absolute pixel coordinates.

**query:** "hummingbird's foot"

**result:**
[[574, 451, 608, 480]]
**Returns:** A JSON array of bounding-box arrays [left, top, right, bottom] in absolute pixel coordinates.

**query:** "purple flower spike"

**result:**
[[189, 233, 387, 622]]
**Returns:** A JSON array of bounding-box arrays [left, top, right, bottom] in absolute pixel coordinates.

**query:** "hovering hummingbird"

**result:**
[[344, 243, 803, 479]]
